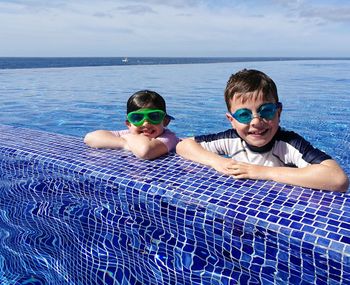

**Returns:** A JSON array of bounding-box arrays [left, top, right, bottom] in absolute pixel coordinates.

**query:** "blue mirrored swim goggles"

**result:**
[[231, 102, 282, 124]]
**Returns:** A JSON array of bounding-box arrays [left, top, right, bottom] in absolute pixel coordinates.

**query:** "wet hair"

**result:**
[[224, 69, 279, 111], [126, 90, 167, 114]]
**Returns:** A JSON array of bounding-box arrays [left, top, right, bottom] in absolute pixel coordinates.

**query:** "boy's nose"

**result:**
[[250, 115, 263, 125], [142, 120, 151, 126]]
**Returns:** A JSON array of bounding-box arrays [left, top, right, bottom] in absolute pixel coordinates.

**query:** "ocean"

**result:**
[[0, 57, 349, 176], [0, 57, 344, 69]]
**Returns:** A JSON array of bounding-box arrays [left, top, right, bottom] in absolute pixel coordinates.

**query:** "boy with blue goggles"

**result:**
[[177, 69, 349, 192], [231, 102, 282, 124]]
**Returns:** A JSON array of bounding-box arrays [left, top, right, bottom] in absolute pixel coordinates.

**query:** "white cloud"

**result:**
[[0, 0, 349, 56], [116, 5, 157, 15]]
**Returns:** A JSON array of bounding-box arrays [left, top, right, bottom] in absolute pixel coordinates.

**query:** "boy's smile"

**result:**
[[126, 119, 166, 139], [227, 94, 281, 148], [138, 124, 162, 138], [126, 107, 169, 139]]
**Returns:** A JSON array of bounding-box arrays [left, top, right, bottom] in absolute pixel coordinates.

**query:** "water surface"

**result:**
[[0, 59, 349, 176]]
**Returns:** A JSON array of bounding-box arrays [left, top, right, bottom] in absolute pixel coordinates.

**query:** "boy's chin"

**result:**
[[245, 137, 271, 148], [140, 130, 156, 137], [245, 131, 276, 147], [143, 133, 156, 138]]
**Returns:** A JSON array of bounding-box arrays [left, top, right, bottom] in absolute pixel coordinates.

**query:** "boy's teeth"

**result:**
[[252, 130, 265, 135]]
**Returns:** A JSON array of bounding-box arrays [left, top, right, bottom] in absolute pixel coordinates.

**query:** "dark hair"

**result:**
[[224, 69, 279, 111], [126, 90, 167, 114]]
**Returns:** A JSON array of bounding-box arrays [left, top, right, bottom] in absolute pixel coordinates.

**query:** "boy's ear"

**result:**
[[226, 113, 234, 122], [125, 120, 131, 128], [163, 116, 170, 127], [225, 113, 236, 128], [277, 104, 282, 120]]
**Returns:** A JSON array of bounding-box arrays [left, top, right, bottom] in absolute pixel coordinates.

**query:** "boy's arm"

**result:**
[[277, 160, 349, 192], [84, 130, 127, 149], [176, 138, 236, 174], [84, 130, 168, 160], [177, 138, 349, 192], [222, 159, 349, 192], [122, 133, 168, 160]]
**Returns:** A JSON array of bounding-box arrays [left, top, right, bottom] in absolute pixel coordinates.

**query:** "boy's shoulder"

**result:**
[[275, 128, 307, 144], [276, 127, 299, 137], [163, 128, 176, 135], [274, 127, 332, 164]]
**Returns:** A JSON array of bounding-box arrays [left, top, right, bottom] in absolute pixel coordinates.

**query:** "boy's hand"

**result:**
[[122, 133, 168, 160], [217, 159, 349, 192], [225, 161, 268, 180], [211, 158, 268, 180]]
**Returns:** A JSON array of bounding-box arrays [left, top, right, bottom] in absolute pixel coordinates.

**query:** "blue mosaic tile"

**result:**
[[0, 124, 350, 284]]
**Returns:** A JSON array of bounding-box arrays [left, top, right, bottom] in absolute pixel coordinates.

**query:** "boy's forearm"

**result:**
[[176, 138, 223, 167], [178, 143, 349, 191], [84, 130, 126, 149], [84, 131, 168, 159], [265, 160, 349, 192], [123, 134, 168, 160]]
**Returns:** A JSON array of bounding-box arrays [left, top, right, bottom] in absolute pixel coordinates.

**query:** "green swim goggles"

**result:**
[[232, 102, 282, 124], [127, 108, 166, 126]]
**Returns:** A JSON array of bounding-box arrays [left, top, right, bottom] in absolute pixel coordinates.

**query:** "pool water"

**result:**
[[1, 59, 349, 177], [0, 59, 350, 284]]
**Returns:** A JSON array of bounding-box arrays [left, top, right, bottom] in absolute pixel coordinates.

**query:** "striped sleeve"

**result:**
[[274, 130, 332, 167]]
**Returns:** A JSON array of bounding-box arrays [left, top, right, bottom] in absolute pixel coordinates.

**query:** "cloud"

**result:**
[[118, 0, 202, 9], [0, 0, 68, 13], [92, 12, 114, 18], [116, 5, 157, 15], [0, 0, 349, 57], [299, 5, 350, 23], [269, 0, 350, 24]]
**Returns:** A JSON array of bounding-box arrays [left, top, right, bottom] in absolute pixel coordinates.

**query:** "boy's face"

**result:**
[[125, 108, 169, 139], [226, 91, 281, 148]]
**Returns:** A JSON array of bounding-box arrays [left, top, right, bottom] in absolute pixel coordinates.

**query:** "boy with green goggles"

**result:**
[[84, 90, 179, 160], [127, 109, 166, 126]]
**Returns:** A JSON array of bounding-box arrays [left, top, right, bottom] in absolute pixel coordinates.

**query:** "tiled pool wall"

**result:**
[[0, 124, 349, 285]]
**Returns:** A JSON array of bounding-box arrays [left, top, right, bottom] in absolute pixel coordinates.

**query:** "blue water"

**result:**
[[1, 58, 350, 284], [0, 58, 349, 177], [0, 57, 342, 69]]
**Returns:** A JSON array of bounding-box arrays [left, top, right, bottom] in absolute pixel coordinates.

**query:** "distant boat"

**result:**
[[122, 57, 128, 63]]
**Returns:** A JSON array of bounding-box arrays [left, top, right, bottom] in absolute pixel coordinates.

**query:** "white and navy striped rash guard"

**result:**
[[194, 128, 332, 168]]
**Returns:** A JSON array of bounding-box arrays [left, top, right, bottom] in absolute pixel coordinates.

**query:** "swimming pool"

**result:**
[[1, 59, 349, 176], [0, 59, 350, 284], [1, 124, 350, 284]]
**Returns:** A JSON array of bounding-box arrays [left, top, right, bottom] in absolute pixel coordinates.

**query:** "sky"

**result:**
[[0, 0, 349, 57]]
